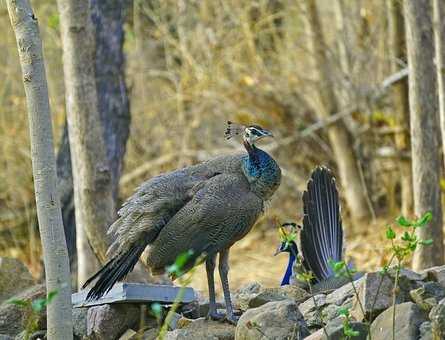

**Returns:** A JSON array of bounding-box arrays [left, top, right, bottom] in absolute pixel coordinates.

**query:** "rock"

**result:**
[[86, 304, 140, 340], [235, 300, 309, 340], [419, 321, 433, 340], [298, 294, 327, 316], [165, 312, 182, 330], [14, 330, 46, 340], [322, 300, 353, 323], [165, 318, 234, 340], [351, 272, 406, 321], [0, 335, 13, 340], [389, 268, 427, 282], [370, 302, 427, 340], [430, 297, 445, 340], [0, 284, 46, 337], [72, 308, 88, 339], [118, 329, 136, 340], [325, 276, 364, 306], [410, 282, 445, 312], [234, 283, 308, 311], [0, 258, 34, 304], [129, 328, 158, 340], [304, 317, 368, 340], [423, 266, 445, 289]]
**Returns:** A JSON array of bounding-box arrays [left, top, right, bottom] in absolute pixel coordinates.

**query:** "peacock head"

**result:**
[[274, 222, 299, 257], [225, 121, 273, 146]]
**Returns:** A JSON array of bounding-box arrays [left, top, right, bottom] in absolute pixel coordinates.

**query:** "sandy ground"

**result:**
[[189, 219, 392, 299]]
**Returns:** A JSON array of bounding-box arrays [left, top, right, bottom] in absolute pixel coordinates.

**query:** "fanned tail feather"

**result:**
[[82, 242, 146, 301], [301, 166, 343, 282]]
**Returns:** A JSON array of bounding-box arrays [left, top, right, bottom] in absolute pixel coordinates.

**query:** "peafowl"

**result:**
[[82, 121, 281, 323], [276, 166, 360, 292]]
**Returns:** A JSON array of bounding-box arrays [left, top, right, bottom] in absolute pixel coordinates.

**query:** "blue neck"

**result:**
[[241, 141, 281, 200], [281, 253, 296, 286]]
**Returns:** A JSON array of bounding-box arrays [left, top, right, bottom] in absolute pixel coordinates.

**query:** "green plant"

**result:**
[[150, 250, 202, 340], [329, 259, 366, 339], [7, 290, 58, 340], [338, 307, 360, 339], [384, 211, 433, 340]]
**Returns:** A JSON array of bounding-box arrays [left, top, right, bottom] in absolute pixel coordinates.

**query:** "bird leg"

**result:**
[[205, 254, 224, 320], [218, 248, 238, 324]]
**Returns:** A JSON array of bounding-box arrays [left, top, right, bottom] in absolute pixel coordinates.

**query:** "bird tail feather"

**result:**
[[301, 166, 343, 282], [82, 242, 146, 301]]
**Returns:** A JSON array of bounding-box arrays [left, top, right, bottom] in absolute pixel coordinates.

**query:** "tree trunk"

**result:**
[[302, 0, 373, 224], [91, 0, 131, 200], [56, 1, 132, 284], [57, 0, 116, 285], [404, 0, 444, 270], [387, 0, 413, 217], [433, 0, 445, 166], [6, 0, 73, 338], [56, 123, 77, 282]]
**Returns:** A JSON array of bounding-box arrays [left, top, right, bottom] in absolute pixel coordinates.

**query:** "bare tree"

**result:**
[[433, 0, 445, 167], [302, 0, 372, 224], [57, 0, 116, 285], [6, 0, 72, 338], [404, 0, 444, 269], [387, 0, 413, 216]]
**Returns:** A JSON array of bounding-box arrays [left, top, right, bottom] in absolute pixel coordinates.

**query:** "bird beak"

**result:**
[[273, 247, 282, 256], [263, 130, 274, 138]]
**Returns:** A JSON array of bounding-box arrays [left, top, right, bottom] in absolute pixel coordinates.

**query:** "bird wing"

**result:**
[[300, 166, 343, 282], [107, 153, 247, 258], [107, 168, 220, 257], [147, 173, 264, 273]]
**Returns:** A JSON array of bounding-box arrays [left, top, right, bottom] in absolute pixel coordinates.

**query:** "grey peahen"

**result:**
[[83, 121, 281, 323], [276, 166, 361, 292]]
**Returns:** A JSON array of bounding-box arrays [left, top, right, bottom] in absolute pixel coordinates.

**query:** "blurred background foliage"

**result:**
[[0, 0, 419, 291]]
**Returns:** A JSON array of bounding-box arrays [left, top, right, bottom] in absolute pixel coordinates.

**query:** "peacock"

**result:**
[[83, 121, 281, 323], [275, 166, 360, 292]]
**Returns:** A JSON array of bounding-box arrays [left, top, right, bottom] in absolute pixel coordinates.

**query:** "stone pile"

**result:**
[[1, 256, 445, 339]]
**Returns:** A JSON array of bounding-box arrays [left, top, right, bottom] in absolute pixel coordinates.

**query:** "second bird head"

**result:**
[[275, 222, 299, 257]]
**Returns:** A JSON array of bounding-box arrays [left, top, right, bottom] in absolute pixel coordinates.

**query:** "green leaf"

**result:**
[[338, 307, 349, 317], [328, 259, 345, 273], [414, 212, 432, 227], [386, 226, 396, 240], [7, 298, 29, 308], [345, 329, 360, 337], [420, 239, 433, 246], [151, 302, 162, 317], [31, 298, 46, 312], [46, 290, 58, 304], [396, 216, 412, 227], [401, 231, 411, 241]]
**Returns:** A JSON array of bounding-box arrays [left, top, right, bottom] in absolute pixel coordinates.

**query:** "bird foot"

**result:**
[[206, 311, 239, 325], [206, 311, 226, 321], [224, 314, 239, 325]]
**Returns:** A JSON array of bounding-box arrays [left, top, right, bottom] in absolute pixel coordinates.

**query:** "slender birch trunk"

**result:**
[[6, 0, 73, 338], [57, 0, 115, 286], [404, 0, 444, 269]]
